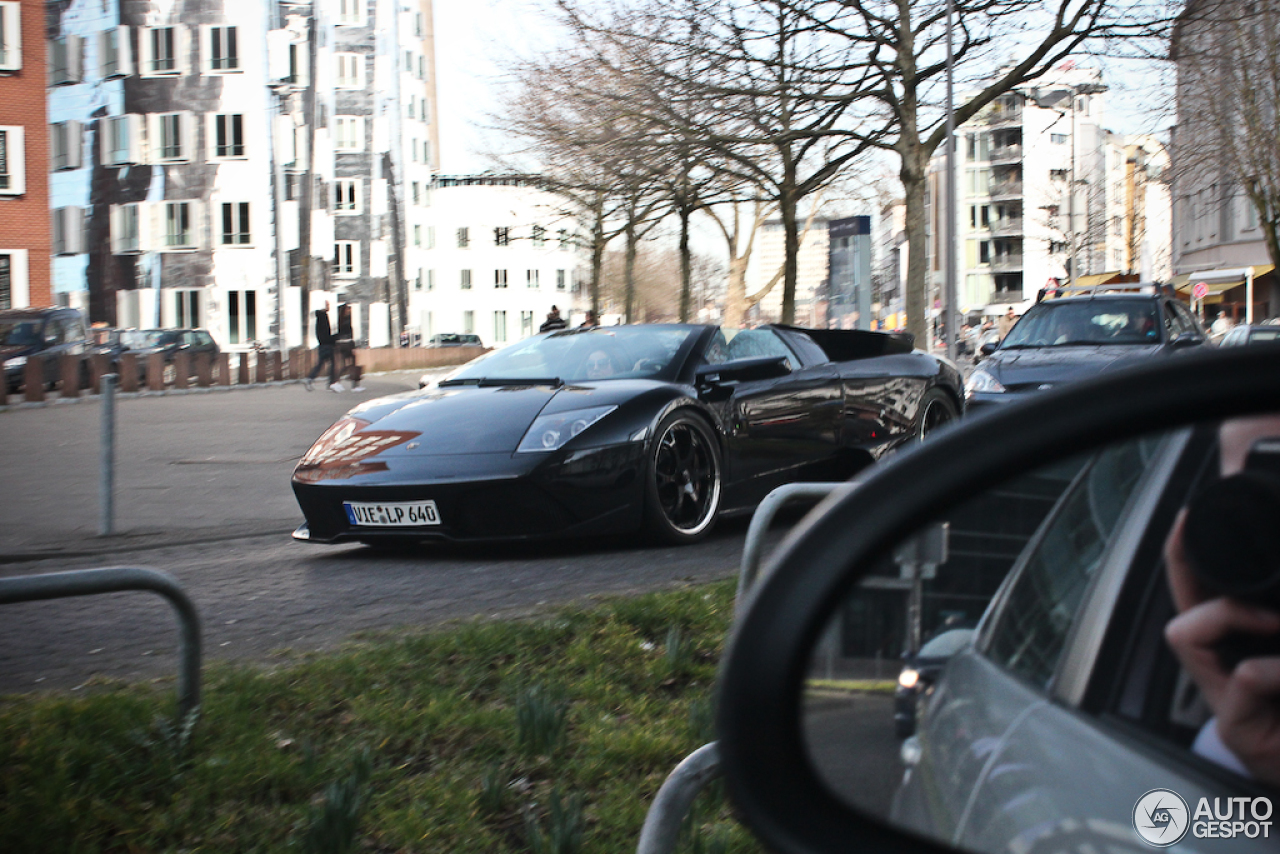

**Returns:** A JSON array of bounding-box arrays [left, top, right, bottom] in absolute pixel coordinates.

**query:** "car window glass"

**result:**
[[1171, 302, 1201, 337], [1001, 299, 1159, 347], [45, 320, 64, 345], [720, 328, 801, 369], [703, 329, 730, 365], [983, 436, 1158, 689]]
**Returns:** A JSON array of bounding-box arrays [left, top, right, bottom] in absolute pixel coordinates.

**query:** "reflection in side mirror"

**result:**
[[795, 429, 1262, 853], [980, 340, 998, 356]]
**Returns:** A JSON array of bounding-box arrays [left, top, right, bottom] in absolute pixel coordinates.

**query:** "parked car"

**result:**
[[121, 329, 220, 383], [966, 284, 1209, 411], [426, 333, 483, 348], [1219, 322, 1280, 347], [293, 323, 963, 547], [892, 627, 974, 738], [715, 342, 1280, 854], [0, 307, 89, 394]]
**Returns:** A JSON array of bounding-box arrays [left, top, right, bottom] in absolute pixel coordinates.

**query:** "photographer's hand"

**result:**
[[1166, 510, 1280, 786]]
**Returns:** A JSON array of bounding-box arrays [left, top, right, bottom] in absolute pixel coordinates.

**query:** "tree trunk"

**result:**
[[900, 143, 930, 351], [624, 215, 638, 323], [679, 205, 693, 322], [779, 183, 799, 326]]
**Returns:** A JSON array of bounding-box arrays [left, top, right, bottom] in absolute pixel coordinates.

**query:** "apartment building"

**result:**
[[0, 0, 51, 308], [922, 64, 1171, 318], [44, 0, 439, 351]]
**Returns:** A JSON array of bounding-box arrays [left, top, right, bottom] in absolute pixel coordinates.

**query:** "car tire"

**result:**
[[916, 388, 958, 441], [643, 410, 722, 544]]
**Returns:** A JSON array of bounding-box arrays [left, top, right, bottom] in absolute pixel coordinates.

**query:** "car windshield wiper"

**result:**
[[438, 377, 564, 388]]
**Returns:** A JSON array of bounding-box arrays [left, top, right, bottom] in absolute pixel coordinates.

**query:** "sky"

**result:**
[[431, 1, 1177, 176]]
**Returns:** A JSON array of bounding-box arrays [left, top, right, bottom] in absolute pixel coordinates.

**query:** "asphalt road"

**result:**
[[0, 373, 787, 696]]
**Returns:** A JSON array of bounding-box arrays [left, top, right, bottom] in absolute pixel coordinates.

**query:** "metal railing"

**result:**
[[637, 482, 845, 854], [0, 566, 202, 720]]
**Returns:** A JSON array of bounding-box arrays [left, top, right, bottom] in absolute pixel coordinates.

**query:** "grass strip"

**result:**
[[0, 579, 763, 853]]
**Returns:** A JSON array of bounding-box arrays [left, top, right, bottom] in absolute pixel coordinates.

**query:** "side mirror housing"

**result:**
[[695, 356, 791, 396], [1169, 333, 1203, 350], [980, 341, 998, 356]]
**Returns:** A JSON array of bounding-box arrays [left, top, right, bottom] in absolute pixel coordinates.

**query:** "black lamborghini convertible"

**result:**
[[291, 323, 963, 545]]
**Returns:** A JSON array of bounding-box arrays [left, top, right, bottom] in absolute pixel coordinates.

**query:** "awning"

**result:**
[[1072, 271, 1126, 288], [1172, 265, 1275, 295]]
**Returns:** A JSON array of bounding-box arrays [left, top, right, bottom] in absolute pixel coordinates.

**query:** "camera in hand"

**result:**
[[1183, 439, 1280, 669]]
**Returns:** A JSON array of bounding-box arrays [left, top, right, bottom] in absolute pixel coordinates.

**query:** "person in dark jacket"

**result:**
[[335, 304, 364, 391], [539, 305, 567, 333], [305, 306, 339, 391]]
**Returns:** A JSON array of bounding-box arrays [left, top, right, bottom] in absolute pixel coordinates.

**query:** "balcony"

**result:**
[[990, 288, 1023, 306], [989, 216, 1023, 237], [978, 104, 1023, 127], [988, 254, 1024, 272], [988, 180, 1023, 200], [989, 144, 1023, 165]]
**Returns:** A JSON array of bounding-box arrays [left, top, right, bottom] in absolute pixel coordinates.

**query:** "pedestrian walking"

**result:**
[[335, 304, 364, 392], [304, 305, 338, 391], [997, 306, 1018, 341]]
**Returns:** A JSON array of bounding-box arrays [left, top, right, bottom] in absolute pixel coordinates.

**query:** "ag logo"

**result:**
[[1133, 789, 1190, 847]]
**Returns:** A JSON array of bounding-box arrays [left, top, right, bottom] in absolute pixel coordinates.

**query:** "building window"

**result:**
[[494, 227, 510, 246], [103, 115, 141, 166], [426, 269, 435, 290], [457, 227, 469, 248], [52, 207, 85, 255], [110, 204, 141, 253], [220, 202, 251, 245], [212, 113, 244, 158], [460, 269, 472, 289], [0, 3, 22, 71], [556, 269, 566, 291], [418, 55, 425, 80], [558, 229, 571, 250], [98, 26, 131, 77], [206, 25, 238, 72], [0, 253, 10, 308], [164, 202, 196, 249], [1050, 133, 1067, 145], [526, 269, 539, 289], [0, 127, 22, 194], [335, 52, 364, 88], [49, 35, 83, 85], [142, 26, 183, 76], [426, 226, 435, 250], [494, 311, 507, 343], [521, 311, 534, 337], [334, 116, 362, 151], [337, 0, 364, 26], [414, 224, 422, 247], [463, 310, 474, 334], [153, 113, 190, 162], [50, 121, 82, 171], [333, 241, 359, 276], [494, 269, 508, 288], [532, 225, 546, 248], [285, 40, 306, 85], [227, 290, 257, 345], [334, 179, 360, 213], [411, 182, 419, 205]]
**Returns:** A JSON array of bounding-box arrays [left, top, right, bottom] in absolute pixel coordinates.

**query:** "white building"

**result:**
[[744, 218, 830, 325], [416, 176, 585, 348], [46, 0, 440, 351], [922, 64, 1172, 320]]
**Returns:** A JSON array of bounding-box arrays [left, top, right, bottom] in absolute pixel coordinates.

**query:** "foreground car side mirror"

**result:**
[[980, 340, 998, 356], [716, 343, 1280, 854], [1170, 332, 1204, 350]]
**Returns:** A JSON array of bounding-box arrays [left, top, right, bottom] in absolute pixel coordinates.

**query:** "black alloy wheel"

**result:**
[[645, 411, 722, 543], [916, 388, 958, 441]]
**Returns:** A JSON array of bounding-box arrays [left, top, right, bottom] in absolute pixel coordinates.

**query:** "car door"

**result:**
[[712, 328, 842, 496]]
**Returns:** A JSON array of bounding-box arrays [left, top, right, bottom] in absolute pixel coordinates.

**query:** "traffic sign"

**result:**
[[1192, 281, 1209, 300]]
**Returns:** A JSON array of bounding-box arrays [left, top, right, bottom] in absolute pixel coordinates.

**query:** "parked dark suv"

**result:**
[[0, 307, 89, 394], [965, 284, 1209, 411]]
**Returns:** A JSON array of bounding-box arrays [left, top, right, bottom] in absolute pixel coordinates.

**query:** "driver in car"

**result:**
[[1164, 414, 1280, 787], [584, 349, 617, 380]]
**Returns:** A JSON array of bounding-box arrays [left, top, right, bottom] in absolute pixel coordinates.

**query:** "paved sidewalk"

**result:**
[[0, 370, 440, 561]]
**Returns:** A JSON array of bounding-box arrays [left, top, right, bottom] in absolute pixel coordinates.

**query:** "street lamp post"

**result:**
[[943, 0, 958, 360]]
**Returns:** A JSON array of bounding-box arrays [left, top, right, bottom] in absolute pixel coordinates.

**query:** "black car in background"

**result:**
[[120, 329, 220, 383], [426, 333, 483, 347], [892, 627, 974, 737], [1219, 322, 1280, 347], [965, 285, 1209, 411], [0, 307, 89, 394]]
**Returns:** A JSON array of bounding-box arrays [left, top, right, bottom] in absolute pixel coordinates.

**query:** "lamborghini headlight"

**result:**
[[517, 405, 616, 453]]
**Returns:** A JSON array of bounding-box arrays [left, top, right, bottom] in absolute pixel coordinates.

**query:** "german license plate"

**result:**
[[344, 500, 441, 527]]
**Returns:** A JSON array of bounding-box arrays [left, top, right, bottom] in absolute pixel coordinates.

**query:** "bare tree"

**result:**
[[1173, 0, 1280, 272], [788, 0, 1178, 346]]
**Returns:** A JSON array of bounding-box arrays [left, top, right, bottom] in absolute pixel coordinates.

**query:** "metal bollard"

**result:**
[[636, 742, 722, 854], [0, 566, 202, 720], [100, 373, 117, 536]]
